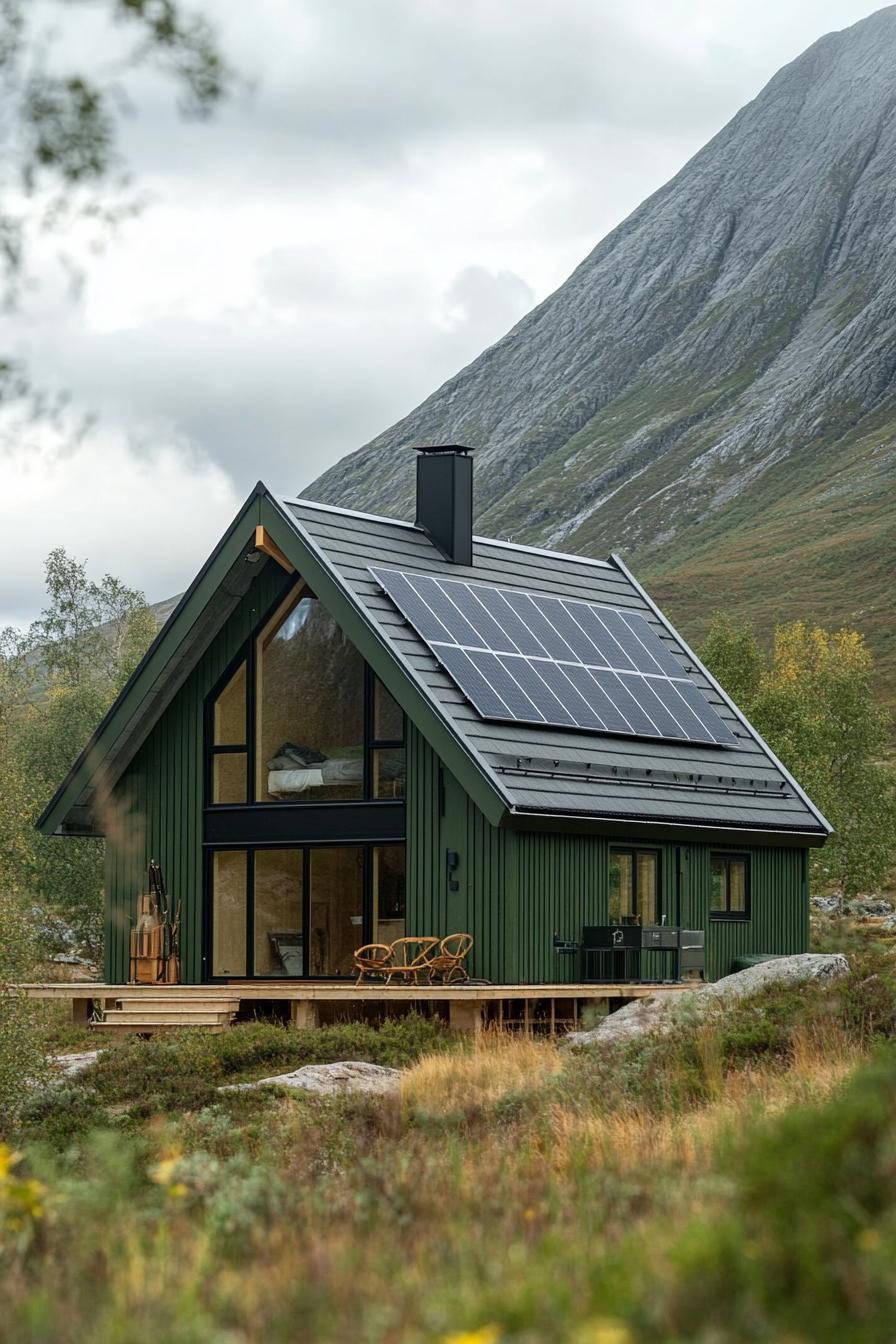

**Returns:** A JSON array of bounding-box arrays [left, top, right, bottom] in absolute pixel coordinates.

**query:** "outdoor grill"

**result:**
[[576, 926, 705, 983]]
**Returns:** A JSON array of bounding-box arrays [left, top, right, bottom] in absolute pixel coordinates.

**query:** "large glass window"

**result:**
[[374, 677, 404, 741], [710, 854, 750, 920], [254, 849, 303, 975], [256, 588, 365, 802], [372, 677, 405, 798], [211, 850, 247, 976], [209, 843, 404, 979], [210, 662, 248, 803], [609, 849, 659, 926], [373, 845, 406, 944], [214, 662, 247, 743], [308, 847, 364, 977], [205, 585, 406, 807]]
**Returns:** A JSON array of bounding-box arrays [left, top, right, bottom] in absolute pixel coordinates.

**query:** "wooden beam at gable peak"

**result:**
[[254, 525, 295, 573]]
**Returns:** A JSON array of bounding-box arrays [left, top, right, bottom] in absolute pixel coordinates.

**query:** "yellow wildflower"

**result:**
[[858, 1228, 880, 1252], [0, 1144, 21, 1180], [150, 1156, 182, 1187], [573, 1319, 633, 1344], [441, 1326, 502, 1344]]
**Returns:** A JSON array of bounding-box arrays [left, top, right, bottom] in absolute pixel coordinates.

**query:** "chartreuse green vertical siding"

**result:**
[[103, 562, 289, 984], [405, 725, 809, 984]]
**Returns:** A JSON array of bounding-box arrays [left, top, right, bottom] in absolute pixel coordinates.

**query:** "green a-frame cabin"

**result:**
[[38, 448, 830, 989]]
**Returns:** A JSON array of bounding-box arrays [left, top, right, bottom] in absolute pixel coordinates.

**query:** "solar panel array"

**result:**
[[370, 567, 740, 748]]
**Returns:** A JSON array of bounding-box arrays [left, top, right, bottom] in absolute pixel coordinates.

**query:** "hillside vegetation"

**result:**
[[3, 925, 896, 1342], [308, 7, 896, 703]]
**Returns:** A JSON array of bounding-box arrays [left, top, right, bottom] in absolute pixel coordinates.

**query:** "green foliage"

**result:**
[[6, 967, 896, 1341], [659, 1047, 896, 1343], [0, 549, 158, 956], [695, 612, 764, 709], [17, 1013, 454, 1140], [566, 951, 896, 1116], [0, 891, 48, 1129], [699, 615, 896, 895]]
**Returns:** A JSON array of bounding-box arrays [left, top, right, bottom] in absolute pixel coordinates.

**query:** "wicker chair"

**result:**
[[427, 933, 474, 984], [383, 936, 440, 986], [353, 943, 394, 984]]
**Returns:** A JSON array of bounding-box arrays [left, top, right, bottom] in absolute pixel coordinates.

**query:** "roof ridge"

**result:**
[[281, 495, 614, 570]]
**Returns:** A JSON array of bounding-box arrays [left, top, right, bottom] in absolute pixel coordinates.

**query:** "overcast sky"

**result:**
[[0, 0, 886, 627]]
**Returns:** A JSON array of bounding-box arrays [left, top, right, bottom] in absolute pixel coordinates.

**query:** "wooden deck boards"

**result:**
[[11, 980, 692, 1033], [15, 980, 691, 1002]]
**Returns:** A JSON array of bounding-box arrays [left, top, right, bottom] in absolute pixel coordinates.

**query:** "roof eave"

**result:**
[[503, 807, 828, 848], [36, 482, 271, 836]]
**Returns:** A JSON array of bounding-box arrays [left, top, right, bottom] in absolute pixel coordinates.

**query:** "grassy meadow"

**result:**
[[3, 929, 896, 1342]]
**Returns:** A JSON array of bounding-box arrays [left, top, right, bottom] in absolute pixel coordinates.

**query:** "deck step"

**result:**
[[107, 1010, 235, 1025], [114, 998, 240, 1011], [91, 1021, 230, 1035]]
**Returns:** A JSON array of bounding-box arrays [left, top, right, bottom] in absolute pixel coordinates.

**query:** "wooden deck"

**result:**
[[14, 980, 692, 1034]]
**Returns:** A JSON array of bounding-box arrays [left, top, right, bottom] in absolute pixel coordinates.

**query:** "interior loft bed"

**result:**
[[266, 741, 404, 798]]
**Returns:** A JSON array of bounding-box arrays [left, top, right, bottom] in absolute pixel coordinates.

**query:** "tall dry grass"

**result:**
[[548, 1022, 860, 1176], [401, 1028, 563, 1115]]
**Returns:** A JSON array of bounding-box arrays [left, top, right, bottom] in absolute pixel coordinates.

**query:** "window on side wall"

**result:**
[[609, 848, 660, 926], [710, 853, 750, 920]]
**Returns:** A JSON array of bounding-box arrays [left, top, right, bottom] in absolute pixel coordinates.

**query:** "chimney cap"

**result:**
[[412, 443, 474, 455]]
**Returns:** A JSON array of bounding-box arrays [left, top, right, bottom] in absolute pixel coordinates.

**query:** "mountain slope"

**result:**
[[308, 7, 896, 699]]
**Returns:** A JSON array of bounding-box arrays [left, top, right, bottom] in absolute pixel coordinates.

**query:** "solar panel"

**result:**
[[370, 567, 740, 748]]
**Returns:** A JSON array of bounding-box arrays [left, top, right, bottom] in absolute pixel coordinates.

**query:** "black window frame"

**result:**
[[203, 585, 405, 810], [709, 852, 751, 922], [204, 840, 407, 980], [207, 659, 250, 804], [608, 846, 662, 926]]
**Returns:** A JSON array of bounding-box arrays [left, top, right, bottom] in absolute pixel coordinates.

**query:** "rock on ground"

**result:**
[[810, 896, 843, 915], [566, 953, 850, 1048], [845, 897, 894, 918], [50, 1050, 103, 1078], [222, 1061, 401, 1096]]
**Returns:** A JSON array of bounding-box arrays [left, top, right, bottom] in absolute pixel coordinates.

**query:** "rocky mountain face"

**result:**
[[308, 7, 896, 698]]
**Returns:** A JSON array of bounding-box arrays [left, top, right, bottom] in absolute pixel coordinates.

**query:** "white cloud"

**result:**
[[0, 424, 240, 628], [2, 0, 886, 619]]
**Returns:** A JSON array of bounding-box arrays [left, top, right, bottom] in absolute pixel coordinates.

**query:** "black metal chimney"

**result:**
[[413, 445, 473, 566]]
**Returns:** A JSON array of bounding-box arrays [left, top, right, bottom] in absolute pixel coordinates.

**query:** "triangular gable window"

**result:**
[[206, 582, 405, 806]]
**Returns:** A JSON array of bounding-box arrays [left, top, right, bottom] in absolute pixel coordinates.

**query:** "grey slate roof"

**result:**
[[280, 497, 830, 838]]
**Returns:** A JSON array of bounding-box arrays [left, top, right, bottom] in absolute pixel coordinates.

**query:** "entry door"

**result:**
[[209, 845, 364, 979]]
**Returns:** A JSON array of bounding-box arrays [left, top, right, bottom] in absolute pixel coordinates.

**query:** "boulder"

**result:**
[[50, 1050, 103, 1079], [810, 896, 843, 915], [222, 1061, 401, 1096], [844, 897, 894, 918], [566, 953, 850, 1048]]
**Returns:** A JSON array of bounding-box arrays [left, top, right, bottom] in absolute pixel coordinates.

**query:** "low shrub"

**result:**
[[12, 1012, 456, 1139], [565, 954, 896, 1121], [653, 1044, 896, 1342], [16, 1084, 111, 1148]]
